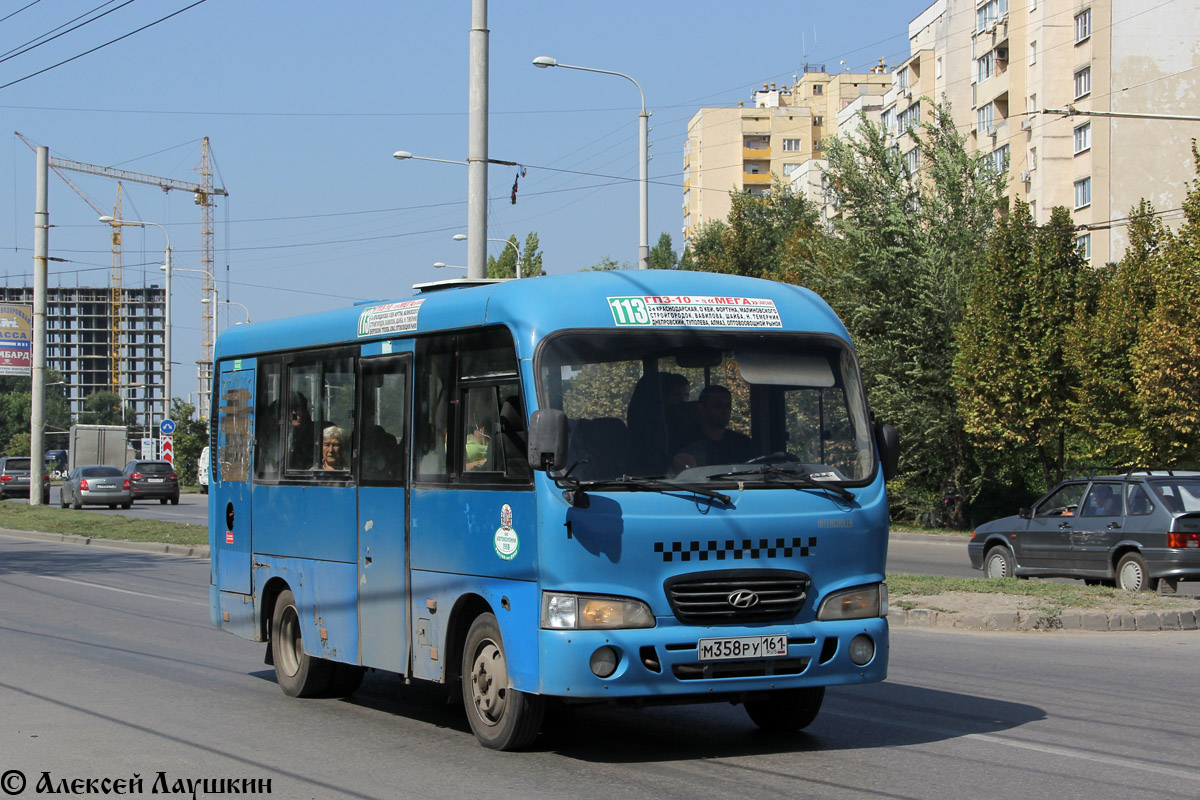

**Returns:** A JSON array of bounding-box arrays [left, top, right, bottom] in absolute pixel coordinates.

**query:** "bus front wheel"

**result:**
[[461, 612, 545, 750], [270, 589, 333, 697], [744, 687, 825, 732]]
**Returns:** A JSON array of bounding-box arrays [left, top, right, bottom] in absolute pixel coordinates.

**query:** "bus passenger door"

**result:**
[[357, 350, 411, 673], [213, 359, 255, 595]]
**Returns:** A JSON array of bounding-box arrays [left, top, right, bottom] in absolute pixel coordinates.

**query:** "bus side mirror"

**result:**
[[528, 409, 569, 472], [874, 422, 900, 481]]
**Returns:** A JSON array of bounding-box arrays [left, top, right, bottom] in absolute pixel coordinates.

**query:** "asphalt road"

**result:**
[[1, 534, 1198, 800]]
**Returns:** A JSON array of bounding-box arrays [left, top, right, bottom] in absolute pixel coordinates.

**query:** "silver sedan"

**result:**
[[61, 465, 132, 509]]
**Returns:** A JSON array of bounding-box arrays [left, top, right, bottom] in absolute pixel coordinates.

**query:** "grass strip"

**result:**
[[0, 503, 207, 546], [887, 572, 1196, 612]]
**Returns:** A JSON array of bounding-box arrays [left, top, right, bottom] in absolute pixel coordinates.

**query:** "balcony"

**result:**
[[743, 172, 772, 185], [743, 146, 771, 160]]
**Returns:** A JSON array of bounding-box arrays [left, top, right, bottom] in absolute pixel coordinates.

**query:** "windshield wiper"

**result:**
[[582, 475, 732, 505], [706, 466, 855, 501]]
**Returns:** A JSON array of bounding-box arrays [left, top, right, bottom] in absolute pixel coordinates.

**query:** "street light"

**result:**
[[393, 148, 522, 280], [205, 297, 250, 325], [99, 215, 172, 422], [453, 233, 522, 278], [433, 262, 468, 270], [533, 56, 650, 269]]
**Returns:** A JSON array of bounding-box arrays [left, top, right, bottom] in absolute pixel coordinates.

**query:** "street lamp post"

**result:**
[[533, 56, 649, 269], [453, 233, 522, 278], [170, 267, 218, 404], [204, 297, 249, 325], [99, 215, 172, 423], [433, 262, 468, 271]]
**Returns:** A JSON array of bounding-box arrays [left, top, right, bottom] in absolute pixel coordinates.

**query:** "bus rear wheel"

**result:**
[[271, 589, 333, 697], [461, 612, 545, 750], [744, 687, 825, 732]]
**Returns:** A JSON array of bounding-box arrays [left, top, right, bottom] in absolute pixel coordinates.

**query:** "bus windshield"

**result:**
[[537, 330, 875, 486]]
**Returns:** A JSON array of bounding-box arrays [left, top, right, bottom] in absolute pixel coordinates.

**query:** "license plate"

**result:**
[[697, 634, 788, 661], [148, 478, 163, 483]]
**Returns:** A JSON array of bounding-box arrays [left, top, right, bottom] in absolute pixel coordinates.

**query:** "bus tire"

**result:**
[[461, 612, 544, 750], [271, 589, 333, 697], [744, 687, 825, 732]]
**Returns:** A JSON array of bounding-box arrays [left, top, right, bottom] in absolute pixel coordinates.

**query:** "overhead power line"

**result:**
[[0, 0, 210, 91]]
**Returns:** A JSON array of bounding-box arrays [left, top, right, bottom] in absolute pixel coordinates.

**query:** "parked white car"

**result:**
[[198, 446, 210, 494]]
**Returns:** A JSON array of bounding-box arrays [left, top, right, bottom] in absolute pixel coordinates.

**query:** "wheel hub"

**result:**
[[469, 640, 508, 725]]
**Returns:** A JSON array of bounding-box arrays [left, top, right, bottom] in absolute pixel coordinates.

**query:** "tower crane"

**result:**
[[16, 133, 229, 418]]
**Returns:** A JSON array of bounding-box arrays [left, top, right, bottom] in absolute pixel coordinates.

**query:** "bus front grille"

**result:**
[[663, 569, 810, 624]]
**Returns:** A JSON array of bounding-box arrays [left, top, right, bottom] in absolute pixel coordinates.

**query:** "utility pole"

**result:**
[[30, 146, 48, 506], [466, 0, 488, 280]]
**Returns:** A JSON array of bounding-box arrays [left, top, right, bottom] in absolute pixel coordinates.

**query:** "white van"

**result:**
[[197, 446, 210, 494]]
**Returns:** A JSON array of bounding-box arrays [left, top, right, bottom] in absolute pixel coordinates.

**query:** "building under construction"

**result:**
[[0, 285, 165, 427]]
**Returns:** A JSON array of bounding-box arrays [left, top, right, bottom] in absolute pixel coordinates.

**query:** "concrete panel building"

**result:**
[[891, 0, 1200, 264], [683, 67, 893, 243], [0, 285, 165, 426]]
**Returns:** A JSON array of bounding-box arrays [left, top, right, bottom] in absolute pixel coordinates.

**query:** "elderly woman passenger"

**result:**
[[319, 425, 348, 471]]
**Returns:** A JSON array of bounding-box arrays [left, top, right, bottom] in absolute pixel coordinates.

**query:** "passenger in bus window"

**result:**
[[319, 425, 348, 471], [465, 422, 490, 471], [671, 385, 753, 472], [287, 391, 315, 470]]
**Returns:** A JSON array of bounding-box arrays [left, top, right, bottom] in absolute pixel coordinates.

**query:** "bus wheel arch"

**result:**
[[259, 577, 291, 648], [444, 594, 493, 694]]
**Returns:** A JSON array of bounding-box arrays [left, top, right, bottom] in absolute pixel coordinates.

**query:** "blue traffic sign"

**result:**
[[160, 418, 176, 435]]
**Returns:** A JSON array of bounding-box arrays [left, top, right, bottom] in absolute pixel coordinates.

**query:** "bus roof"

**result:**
[[214, 269, 851, 360]]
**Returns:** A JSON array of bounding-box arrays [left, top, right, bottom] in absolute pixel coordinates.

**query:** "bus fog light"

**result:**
[[589, 646, 619, 678], [848, 634, 874, 666]]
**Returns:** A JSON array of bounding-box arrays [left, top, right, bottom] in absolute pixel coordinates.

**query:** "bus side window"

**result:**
[[361, 357, 407, 484], [286, 354, 356, 475], [256, 359, 284, 481], [415, 337, 454, 482]]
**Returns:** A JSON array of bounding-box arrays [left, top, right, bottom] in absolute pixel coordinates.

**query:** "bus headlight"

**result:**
[[817, 584, 886, 621], [541, 592, 655, 630]]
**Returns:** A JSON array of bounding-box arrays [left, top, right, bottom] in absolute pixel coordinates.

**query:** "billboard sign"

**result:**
[[0, 303, 33, 377]]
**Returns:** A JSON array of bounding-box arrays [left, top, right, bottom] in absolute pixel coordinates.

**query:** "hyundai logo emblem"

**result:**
[[727, 590, 760, 609]]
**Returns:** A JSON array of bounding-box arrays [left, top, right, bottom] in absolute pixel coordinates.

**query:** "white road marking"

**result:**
[[831, 710, 1200, 781], [35, 574, 205, 606]]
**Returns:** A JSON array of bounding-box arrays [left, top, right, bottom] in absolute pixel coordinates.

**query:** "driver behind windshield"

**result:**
[[671, 385, 754, 473]]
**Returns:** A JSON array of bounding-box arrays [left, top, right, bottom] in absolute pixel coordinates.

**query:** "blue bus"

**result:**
[[208, 270, 898, 750]]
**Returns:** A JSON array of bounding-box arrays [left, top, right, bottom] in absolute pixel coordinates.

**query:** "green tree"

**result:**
[[0, 373, 72, 456], [486, 232, 545, 278], [584, 256, 630, 271], [169, 399, 209, 486], [811, 100, 1007, 526], [955, 203, 1085, 490], [1127, 146, 1200, 464], [681, 181, 823, 280], [647, 232, 679, 270], [82, 390, 124, 426]]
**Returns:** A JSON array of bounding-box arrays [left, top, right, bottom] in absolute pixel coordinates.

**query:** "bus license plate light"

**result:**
[[697, 634, 788, 661]]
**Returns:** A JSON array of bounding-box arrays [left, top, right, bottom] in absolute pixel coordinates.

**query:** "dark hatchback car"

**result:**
[[123, 459, 180, 504], [968, 470, 1200, 592], [0, 456, 51, 503]]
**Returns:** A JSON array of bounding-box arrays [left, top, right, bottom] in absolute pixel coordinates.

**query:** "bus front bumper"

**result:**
[[535, 616, 888, 700]]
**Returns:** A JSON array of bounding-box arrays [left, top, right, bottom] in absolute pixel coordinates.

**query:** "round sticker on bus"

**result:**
[[494, 504, 519, 561]]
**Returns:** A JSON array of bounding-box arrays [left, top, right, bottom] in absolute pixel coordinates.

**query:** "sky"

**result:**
[[0, 0, 934, 406]]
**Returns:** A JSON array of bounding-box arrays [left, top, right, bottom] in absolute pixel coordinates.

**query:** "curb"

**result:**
[[888, 606, 1200, 632], [0, 528, 210, 559]]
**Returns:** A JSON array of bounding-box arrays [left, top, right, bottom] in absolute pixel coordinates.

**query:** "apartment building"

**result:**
[[891, 0, 1199, 264], [683, 67, 893, 243], [0, 285, 165, 425]]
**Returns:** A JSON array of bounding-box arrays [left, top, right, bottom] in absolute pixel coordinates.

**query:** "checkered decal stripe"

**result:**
[[654, 537, 816, 563]]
